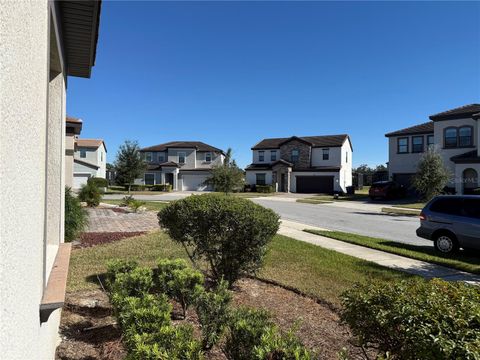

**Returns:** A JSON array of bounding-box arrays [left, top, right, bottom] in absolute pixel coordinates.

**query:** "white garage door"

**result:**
[[73, 174, 90, 189], [181, 174, 210, 191]]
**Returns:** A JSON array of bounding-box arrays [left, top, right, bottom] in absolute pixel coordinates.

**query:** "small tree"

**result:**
[[64, 187, 88, 242], [413, 148, 451, 200], [204, 148, 244, 194], [114, 140, 146, 193]]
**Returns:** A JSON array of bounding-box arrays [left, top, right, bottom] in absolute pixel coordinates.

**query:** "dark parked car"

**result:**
[[416, 196, 480, 254], [369, 181, 406, 200]]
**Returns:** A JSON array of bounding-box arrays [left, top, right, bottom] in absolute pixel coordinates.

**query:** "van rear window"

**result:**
[[429, 198, 463, 216]]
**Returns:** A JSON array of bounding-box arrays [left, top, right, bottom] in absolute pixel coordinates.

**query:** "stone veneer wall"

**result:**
[[279, 139, 311, 168]]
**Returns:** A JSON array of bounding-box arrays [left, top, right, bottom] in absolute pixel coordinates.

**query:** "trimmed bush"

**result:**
[[110, 267, 154, 307], [158, 194, 280, 285], [120, 195, 135, 207], [89, 177, 108, 188], [255, 326, 313, 360], [130, 199, 146, 213], [78, 180, 102, 207], [105, 258, 138, 289], [151, 184, 173, 192], [256, 185, 275, 193], [341, 278, 480, 359], [195, 280, 232, 350], [157, 259, 204, 318], [64, 187, 88, 242]]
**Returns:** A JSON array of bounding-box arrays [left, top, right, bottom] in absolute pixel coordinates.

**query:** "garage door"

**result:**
[[181, 174, 210, 191], [296, 176, 334, 194], [73, 174, 90, 189]]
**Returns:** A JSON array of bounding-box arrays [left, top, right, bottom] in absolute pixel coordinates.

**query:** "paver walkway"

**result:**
[[280, 219, 480, 285], [86, 208, 159, 233]]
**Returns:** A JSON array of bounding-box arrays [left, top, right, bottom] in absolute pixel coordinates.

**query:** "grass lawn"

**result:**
[[102, 199, 170, 212], [296, 199, 333, 204], [210, 192, 277, 198], [381, 207, 421, 216], [392, 202, 427, 210], [305, 229, 480, 275], [68, 231, 411, 306]]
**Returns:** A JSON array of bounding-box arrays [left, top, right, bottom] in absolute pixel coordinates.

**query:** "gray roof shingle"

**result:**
[[429, 104, 480, 121], [251, 135, 350, 150], [141, 141, 224, 153], [385, 122, 434, 137]]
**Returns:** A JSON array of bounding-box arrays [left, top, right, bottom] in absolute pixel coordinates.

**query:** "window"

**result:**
[[412, 136, 424, 153], [463, 199, 480, 219], [256, 173, 266, 185], [459, 126, 473, 147], [430, 198, 463, 216], [145, 152, 153, 162], [270, 150, 277, 162], [346, 151, 348, 163], [101, 152, 103, 162], [158, 154, 165, 163], [178, 152, 186, 164], [444, 128, 458, 148], [291, 149, 299, 163], [258, 151, 265, 162], [144, 173, 155, 185], [80, 149, 86, 158], [322, 148, 329, 160], [397, 138, 408, 153], [427, 135, 435, 149], [205, 152, 212, 162]]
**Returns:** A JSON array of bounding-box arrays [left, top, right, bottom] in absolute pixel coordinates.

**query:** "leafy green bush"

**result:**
[[224, 307, 273, 360], [255, 326, 313, 360], [105, 258, 138, 289], [151, 184, 173, 192], [121, 195, 135, 207], [127, 324, 203, 360], [341, 278, 480, 359], [158, 194, 280, 285], [195, 279, 232, 350], [110, 267, 154, 307], [129, 184, 147, 191], [64, 187, 88, 242], [89, 177, 108, 188], [130, 199, 146, 213], [157, 259, 204, 318], [78, 180, 102, 207], [255, 185, 275, 193]]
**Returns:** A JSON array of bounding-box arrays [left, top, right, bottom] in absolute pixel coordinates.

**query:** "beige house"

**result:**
[[385, 104, 480, 194], [245, 135, 353, 193], [138, 141, 225, 191], [73, 138, 107, 188], [65, 117, 83, 188], [0, 1, 101, 359]]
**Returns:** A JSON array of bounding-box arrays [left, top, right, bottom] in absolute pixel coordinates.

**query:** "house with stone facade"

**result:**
[[0, 1, 101, 358], [138, 141, 225, 191], [385, 104, 480, 194], [245, 135, 353, 193]]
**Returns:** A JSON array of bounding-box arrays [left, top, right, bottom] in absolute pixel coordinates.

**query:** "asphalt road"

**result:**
[[252, 198, 431, 246]]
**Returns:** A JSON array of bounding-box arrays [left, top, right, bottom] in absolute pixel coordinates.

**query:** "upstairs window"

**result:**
[[459, 126, 473, 147], [158, 153, 165, 163], [145, 152, 153, 162], [270, 150, 277, 162], [444, 128, 458, 148], [258, 151, 265, 162], [427, 135, 435, 149], [205, 152, 212, 162], [80, 149, 86, 158], [322, 148, 329, 160], [397, 138, 408, 153], [101, 152, 103, 162], [345, 151, 348, 163], [256, 173, 266, 185], [291, 149, 299, 163], [178, 152, 186, 164], [412, 136, 424, 153]]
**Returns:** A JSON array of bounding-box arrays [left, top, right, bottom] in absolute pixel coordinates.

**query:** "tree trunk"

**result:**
[[128, 183, 131, 194]]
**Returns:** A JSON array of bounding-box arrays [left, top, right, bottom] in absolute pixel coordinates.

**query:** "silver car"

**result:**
[[416, 195, 480, 254]]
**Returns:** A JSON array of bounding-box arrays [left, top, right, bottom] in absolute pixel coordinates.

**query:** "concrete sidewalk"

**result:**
[[279, 219, 480, 285]]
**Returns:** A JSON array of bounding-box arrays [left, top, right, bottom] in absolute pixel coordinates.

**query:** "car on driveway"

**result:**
[[416, 195, 480, 254], [369, 181, 406, 200]]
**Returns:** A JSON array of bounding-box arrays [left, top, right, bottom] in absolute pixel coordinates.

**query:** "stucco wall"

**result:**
[[0, 1, 63, 359], [195, 151, 223, 168], [387, 136, 424, 177], [454, 164, 480, 194], [96, 143, 107, 178], [252, 149, 280, 164], [65, 134, 75, 188], [245, 170, 273, 185], [75, 146, 98, 165], [168, 148, 196, 168], [311, 147, 341, 167]]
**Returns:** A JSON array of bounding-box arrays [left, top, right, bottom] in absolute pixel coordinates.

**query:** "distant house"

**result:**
[[73, 139, 107, 188], [385, 104, 480, 194], [0, 1, 101, 358], [65, 117, 83, 188], [245, 135, 353, 193], [138, 141, 225, 191]]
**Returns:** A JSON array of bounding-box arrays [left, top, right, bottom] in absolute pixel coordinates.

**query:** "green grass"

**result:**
[[210, 192, 277, 198], [305, 229, 480, 275], [381, 207, 421, 216], [68, 231, 410, 306], [296, 199, 333, 204], [392, 202, 427, 210], [102, 199, 170, 212]]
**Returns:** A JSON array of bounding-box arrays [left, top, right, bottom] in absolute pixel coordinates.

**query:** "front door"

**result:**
[[165, 173, 174, 187], [280, 173, 286, 192]]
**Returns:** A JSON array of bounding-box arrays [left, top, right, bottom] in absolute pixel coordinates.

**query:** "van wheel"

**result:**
[[434, 233, 459, 254]]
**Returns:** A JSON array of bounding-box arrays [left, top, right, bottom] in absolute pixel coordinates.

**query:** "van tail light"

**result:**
[[419, 212, 426, 221]]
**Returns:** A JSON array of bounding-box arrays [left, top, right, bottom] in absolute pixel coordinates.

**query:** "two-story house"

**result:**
[[73, 138, 107, 188], [245, 135, 353, 193], [138, 141, 225, 191], [65, 117, 83, 188], [385, 104, 480, 194]]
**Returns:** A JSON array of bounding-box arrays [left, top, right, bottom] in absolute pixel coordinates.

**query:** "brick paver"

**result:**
[[85, 208, 160, 233]]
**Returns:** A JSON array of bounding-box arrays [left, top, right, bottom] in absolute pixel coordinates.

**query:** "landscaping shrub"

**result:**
[[158, 194, 280, 285], [195, 279, 232, 350], [64, 187, 88, 242], [105, 258, 139, 289], [341, 278, 480, 360], [121, 195, 135, 207], [129, 184, 147, 191], [78, 180, 102, 207], [254, 326, 313, 360], [130, 199, 146, 213], [224, 307, 274, 360], [110, 267, 154, 307], [151, 184, 173, 192], [256, 185, 275, 193], [89, 177, 108, 188], [157, 259, 204, 318]]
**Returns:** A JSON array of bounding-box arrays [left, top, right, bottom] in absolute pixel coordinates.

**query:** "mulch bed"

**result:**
[[75, 232, 146, 248], [57, 278, 367, 360]]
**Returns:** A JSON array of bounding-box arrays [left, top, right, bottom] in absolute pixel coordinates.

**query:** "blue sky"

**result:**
[[67, 1, 480, 168]]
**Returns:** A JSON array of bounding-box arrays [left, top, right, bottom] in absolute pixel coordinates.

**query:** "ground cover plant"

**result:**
[[78, 179, 103, 207], [65, 186, 88, 242]]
